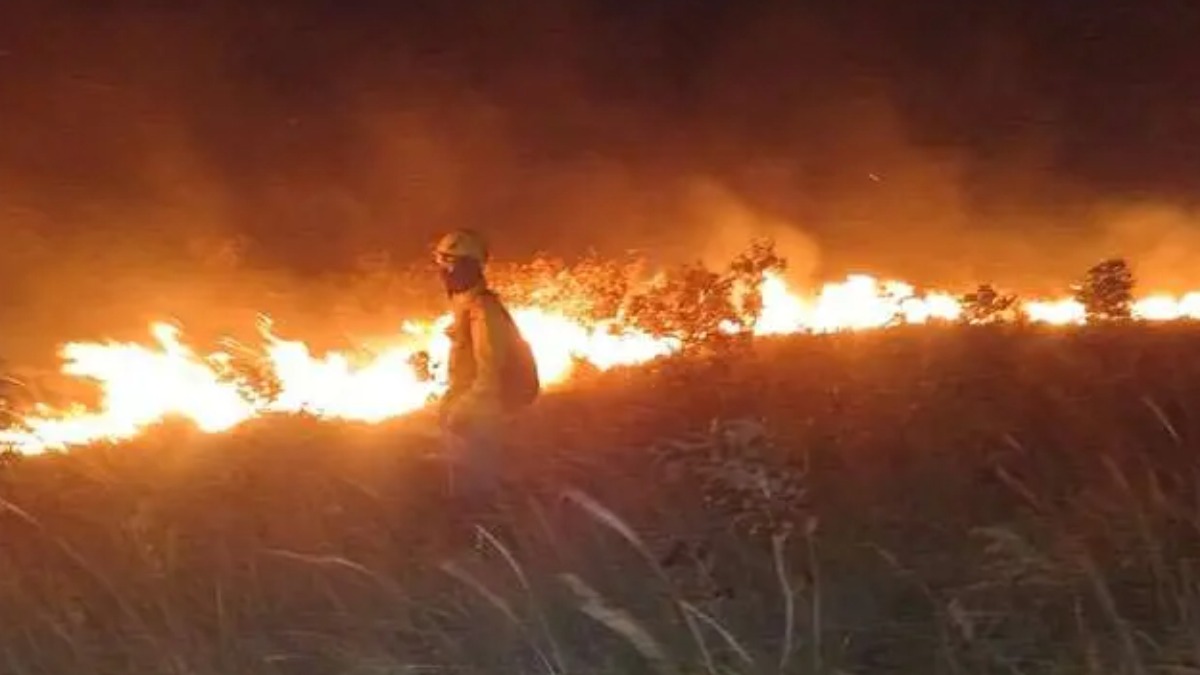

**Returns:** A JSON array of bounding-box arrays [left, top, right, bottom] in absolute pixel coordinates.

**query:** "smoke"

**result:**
[[1, 0, 1200, 360], [1092, 202, 1200, 294], [678, 179, 821, 284]]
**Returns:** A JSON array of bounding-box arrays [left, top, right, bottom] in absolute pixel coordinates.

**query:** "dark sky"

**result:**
[[2, 0, 1200, 350]]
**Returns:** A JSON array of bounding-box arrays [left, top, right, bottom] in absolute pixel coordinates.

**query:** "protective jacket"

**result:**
[[441, 286, 530, 431]]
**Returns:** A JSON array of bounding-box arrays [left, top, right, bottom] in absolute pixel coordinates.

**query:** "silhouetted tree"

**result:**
[[960, 284, 1016, 324], [1074, 258, 1135, 321]]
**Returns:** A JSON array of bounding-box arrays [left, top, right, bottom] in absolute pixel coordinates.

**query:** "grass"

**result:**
[[4, 323, 1200, 673]]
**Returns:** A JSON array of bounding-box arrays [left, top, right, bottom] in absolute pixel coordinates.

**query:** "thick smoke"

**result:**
[[1, 0, 1199, 363]]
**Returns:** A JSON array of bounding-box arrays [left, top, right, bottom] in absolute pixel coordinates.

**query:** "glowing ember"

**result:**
[[2, 267, 1200, 455]]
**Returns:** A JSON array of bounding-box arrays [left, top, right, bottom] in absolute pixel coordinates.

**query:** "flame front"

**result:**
[[3, 324, 259, 452], [3, 269, 1200, 455]]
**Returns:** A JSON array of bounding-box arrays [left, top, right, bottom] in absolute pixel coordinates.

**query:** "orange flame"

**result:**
[[1021, 298, 1087, 326], [1133, 293, 1200, 321], [2, 269, 1199, 454]]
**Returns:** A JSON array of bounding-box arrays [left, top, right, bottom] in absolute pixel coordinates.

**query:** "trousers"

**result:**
[[443, 419, 504, 510]]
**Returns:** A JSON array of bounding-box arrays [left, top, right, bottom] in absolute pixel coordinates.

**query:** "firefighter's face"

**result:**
[[436, 254, 483, 295], [434, 250, 457, 274]]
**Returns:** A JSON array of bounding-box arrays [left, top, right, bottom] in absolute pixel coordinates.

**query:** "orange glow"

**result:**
[[2, 268, 1199, 455], [1133, 293, 1200, 321], [1021, 298, 1087, 326]]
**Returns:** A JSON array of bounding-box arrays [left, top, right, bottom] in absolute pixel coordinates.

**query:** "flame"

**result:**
[[1, 324, 258, 452], [0, 306, 679, 454], [751, 273, 962, 335], [1133, 293, 1200, 321], [1021, 298, 1087, 326], [3, 268, 1200, 455]]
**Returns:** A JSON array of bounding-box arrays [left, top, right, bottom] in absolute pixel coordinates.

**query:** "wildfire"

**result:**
[[1132, 293, 1200, 321], [2, 269, 1199, 455], [1021, 298, 1088, 326]]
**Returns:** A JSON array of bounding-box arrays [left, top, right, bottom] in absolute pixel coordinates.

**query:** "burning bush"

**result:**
[[960, 284, 1018, 325], [624, 238, 786, 348], [726, 238, 788, 329], [625, 263, 740, 346]]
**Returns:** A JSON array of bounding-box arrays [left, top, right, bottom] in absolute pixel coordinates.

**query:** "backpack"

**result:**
[[486, 293, 541, 411]]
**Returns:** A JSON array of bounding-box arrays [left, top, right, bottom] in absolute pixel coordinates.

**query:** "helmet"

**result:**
[[434, 229, 488, 266]]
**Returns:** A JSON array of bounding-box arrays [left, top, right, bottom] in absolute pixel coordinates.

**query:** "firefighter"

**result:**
[[432, 229, 540, 518]]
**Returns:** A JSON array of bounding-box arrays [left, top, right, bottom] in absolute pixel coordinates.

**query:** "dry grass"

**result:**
[[4, 323, 1200, 674]]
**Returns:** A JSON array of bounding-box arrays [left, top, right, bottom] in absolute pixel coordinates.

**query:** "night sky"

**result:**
[[2, 0, 1200, 348]]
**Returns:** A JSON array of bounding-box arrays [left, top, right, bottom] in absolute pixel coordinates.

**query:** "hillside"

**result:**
[[3, 324, 1200, 674]]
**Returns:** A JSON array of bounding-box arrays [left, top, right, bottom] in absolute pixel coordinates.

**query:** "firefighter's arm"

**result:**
[[446, 302, 508, 427], [437, 323, 465, 426]]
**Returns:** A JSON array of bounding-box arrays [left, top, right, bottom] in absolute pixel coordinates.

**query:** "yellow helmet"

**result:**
[[434, 229, 488, 265]]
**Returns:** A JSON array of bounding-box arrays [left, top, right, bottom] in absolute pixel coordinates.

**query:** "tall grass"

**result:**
[[2, 324, 1200, 673]]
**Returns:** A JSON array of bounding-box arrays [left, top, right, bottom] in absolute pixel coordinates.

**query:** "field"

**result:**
[[3, 323, 1200, 675]]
